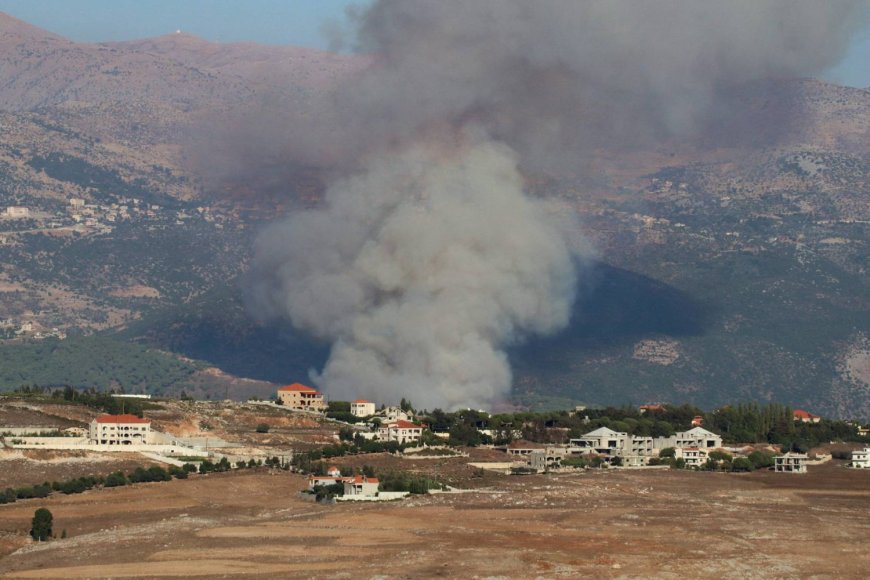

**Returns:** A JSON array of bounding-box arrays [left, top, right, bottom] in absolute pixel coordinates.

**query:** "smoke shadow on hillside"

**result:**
[[511, 261, 712, 360]]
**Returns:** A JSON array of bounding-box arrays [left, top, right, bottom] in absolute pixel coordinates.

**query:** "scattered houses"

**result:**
[[277, 383, 327, 412], [774, 452, 808, 473], [88, 414, 151, 445]]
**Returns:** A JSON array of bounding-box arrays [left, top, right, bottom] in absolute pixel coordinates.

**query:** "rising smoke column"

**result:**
[[250, 134, 577, 410], [247, 0, 868, 409]]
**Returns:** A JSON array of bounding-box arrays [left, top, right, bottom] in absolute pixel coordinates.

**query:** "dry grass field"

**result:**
[[0, 461, 867, 578]]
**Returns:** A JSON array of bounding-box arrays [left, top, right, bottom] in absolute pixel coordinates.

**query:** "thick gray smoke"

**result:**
[[247, 0, 867, 409]]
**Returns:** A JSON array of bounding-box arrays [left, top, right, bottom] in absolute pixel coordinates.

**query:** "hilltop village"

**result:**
[[2, 382, 869, 505], [2, 383, 870, 575]]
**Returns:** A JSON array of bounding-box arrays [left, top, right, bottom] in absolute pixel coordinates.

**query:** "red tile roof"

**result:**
[[278, 382, 319, 393], [350, 475, 379, 484], [353, 399, 371, 404], [385, 419, 422, 429], [793, 409, 820, 419], [94, 414, 150, 424]]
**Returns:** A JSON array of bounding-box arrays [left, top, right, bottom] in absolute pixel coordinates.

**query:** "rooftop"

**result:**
[[94, 414, 150, 424], [278, 382, 319, 393]]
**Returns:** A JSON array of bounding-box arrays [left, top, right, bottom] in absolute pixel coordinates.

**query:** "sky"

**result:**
[[0, 0, 868, 87]]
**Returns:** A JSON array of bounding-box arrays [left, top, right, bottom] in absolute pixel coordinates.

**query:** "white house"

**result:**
[[88, 414, 151, 445], [570, 427, 654, 457], [351, 400, 376, 417], [850, 448, 870, 469], [381, 406, 410, 422], [774, 452, 808, 473], [377, 419, 424, 444], [343, 475, 380, 497]]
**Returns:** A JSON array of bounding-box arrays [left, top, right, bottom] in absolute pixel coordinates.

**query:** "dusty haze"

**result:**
[[245, 0, 869, 409]]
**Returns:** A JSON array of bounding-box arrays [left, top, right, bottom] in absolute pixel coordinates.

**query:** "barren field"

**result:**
[[0, 461, 868, 578]]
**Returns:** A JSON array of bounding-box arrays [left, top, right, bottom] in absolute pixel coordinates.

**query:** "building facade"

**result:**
[[277, 383, 327, 412], [850, 448, 870, 469], [655, 427, 722, 450], [88, 414, 151, 445], [343, 476, 380, 497], [351, 400, 376, 417], [377, 420, 424, 444], [775, 452, 808, 473]]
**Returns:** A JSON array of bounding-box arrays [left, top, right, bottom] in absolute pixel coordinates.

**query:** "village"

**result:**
[[2, 382, 869, 506]]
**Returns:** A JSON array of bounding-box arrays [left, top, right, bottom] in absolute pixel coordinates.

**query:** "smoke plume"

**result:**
[[246, 0, 868, 409]]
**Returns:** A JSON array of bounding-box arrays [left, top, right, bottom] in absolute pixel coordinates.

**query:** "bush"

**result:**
[[255, 423, 270, 433], [30, 508, 53, 541], [659, 447, 676, 459], [182, 463, 198, 473], [731, 457, 754, 472], [748, 450, 775, 469], [168, 466, 188, 479], [104, 471, 128, 488]]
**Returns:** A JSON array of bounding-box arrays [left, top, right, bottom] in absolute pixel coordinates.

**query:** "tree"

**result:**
[[658, 447, 676, 459], [104, 471, 128, 487], [731, 457, 754, 472], [30, 508, 53, 541]]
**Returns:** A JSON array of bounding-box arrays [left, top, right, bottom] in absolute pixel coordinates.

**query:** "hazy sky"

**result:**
[[1, 0, 868, 87]]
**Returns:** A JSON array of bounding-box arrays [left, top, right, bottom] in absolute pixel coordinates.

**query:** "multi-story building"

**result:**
[[850, 448, 870, 469], [774, 452, 808, 473], [678, 447, 709, 468], [655, 427, 722, 450], [377, 420, 424, 444], [343, 475, 380, 497], [569, 427, 654, 465], [277, 383, 327, 412], [88, 414, 151, 445], [351, 400, 376, 417]]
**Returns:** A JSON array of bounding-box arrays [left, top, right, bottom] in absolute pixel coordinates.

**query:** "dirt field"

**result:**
[[0, 461, 867, 578]]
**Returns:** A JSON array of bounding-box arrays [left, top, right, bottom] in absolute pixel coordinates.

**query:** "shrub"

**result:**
[[104, 471, 128, 488], [168, 466, 188, 479], [255, 423, 270, 433], [659, 447, 676, 459], [731, 457, 754, 472], [30, 508, 53, 541], [182, 463, 198, 473]]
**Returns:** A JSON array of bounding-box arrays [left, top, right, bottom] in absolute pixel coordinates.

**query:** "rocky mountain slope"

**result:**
[[0, 13, 867, 418]]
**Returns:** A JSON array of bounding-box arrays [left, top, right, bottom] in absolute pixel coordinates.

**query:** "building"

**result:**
[[69, 198, 85, 209], [850, 448, 870, 469], [569, 427, 653, 458], [656, 427, 722, 450], [774, 452, 808, 473], [88, 414, 151, 445], [277, 383, 326, 412], [351, 400, 376, 417], [326, 466, 342, 477], [793, 409, 821, 423], [691, 415, 704, 427], [639, 404, 665, 414], [4, 206, 29, 218], [377, 419, 424, 444], [678, 447, 708, 468], [505, 440, 548, 456], [308, 475, 349, 489], [381, 406, 410, 422], [343, 475, 380, 497], [528, 447, 568, 472]]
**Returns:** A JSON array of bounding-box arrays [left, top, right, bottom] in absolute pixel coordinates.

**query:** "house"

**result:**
[[677, 447, 708, 468], [639, 404, 665, 414], [4, 206, 29, 218], [569, 427, 653, 465], [350, 400, 376, 417], [308, 475, 349, 489], [528, 447, 568, 472], [691, 415, 704, 427], [377, 419, 424, 444], [327, 466, 342, 477], [381, 406, 410, 422], [656, 427, 722, 450], [505, 440, 548, 456], [850, 448, 870, 469], [88, 414, 151, 445], [793, 409, 821, 423], [343, 475, 379, 497], [774, 452, 808, 473], [570, 427, 654, 458], [277, 383, 327, 412]]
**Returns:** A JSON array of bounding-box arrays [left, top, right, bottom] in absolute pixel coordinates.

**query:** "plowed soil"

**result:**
[[0, 461, 867, 578]]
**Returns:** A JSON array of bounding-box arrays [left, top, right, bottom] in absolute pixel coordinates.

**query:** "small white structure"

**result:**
[[4, 206, 29, 218], [326, 465, 342, 477], [850, 448, 870, 469], [88, 414, 151, 445], [69, 198, 85, 209], [775, 452, 808, 473], [343, 475, 379, 497], [351, 399, 376, 417], [377, 419, 424, 444], [381, 406, 410, 422]]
